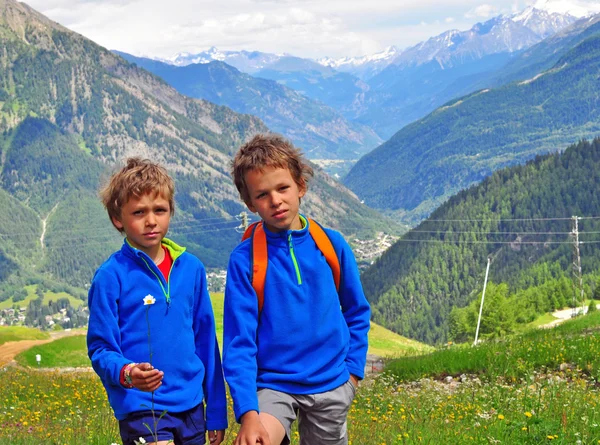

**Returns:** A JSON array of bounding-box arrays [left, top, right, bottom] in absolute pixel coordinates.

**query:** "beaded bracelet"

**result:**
[[123, 363, 136, 388]]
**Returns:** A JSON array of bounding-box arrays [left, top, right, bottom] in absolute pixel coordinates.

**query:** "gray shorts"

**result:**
[[257, 380, 356, 445]]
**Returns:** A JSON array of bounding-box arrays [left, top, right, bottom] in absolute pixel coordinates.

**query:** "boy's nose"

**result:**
[[270, 192, 282, 207]]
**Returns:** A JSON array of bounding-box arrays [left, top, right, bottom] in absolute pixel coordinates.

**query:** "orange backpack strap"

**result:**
[[307, 218, 341, 292], [241, 221, 267, 313]]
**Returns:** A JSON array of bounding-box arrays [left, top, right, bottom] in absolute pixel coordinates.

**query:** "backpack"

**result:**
[[241, 219, 341, 313]]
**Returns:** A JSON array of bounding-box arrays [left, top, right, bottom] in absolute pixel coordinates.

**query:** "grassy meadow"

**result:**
[[0, 326, 50, 345], [16, 335, 90, 368], [3, 299, 600, 443]]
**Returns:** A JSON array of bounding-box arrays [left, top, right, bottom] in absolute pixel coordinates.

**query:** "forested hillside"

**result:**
[[362, 138, 600, 344], [345, 28, 600, 223], [0, 0, 397, 301]]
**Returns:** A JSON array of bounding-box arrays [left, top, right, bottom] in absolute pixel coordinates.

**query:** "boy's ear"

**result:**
[[111, 216, 124, 230], [245, 200, 257, 214], [298, 183, 307, 199]]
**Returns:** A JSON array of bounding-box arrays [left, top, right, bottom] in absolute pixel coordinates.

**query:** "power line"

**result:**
[[2, 212, 600, 251], [12, 234, 600, 252], [0, 216, 243, 238], [405, 230, 600, 235], [26, 226, 250, 252], [391, 239, 600, 245], [423, 216, 600, 223]]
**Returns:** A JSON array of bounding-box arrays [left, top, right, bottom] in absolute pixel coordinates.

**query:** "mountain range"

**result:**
[[0, 0, 396, 296], [3, 0, 600, 347], [344, 14, 600, 223], [155, 2, 586, 140], [115, 51, 382, 161]]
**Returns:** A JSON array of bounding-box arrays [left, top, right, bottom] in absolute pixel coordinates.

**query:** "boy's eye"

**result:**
[[279, 185, 289, 191], [133, 210, 144, 215], [256, 193, 266, 199], [155, 208, 167, 213]]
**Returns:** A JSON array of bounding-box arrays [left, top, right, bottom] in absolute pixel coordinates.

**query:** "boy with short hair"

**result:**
[[223, 134, 371, 445], [87, 157, 227, 445]]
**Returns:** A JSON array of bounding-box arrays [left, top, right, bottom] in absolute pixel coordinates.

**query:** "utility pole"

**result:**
[[474, 256, 491, 346], [571, 216, 584, 317]]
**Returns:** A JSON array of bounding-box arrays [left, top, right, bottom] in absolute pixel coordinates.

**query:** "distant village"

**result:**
[[206, 231, 399, 291], [0, 307, 25, 326], [0, 301, 89, 329], [352, 232, 399, 269]]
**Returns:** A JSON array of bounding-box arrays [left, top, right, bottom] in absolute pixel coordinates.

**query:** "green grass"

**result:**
[[3, 310, 600, 444], [0, 326, 49, 345], [211, 292, 224, 348], [523, 312, 558, 329], [386, 310, 600, 383], [15, 335, 89, 368], [0, 284, 84, 310], [368, 321, 433, 357]]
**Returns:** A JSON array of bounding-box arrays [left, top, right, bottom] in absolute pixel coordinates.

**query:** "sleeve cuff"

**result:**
[[347, 363, 365, 380], [205, 418, 229, 431], [235, 402, 260, 424]]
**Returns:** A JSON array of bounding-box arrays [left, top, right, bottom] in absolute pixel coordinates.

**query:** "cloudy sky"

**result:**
[[21, 0, 600, 60]]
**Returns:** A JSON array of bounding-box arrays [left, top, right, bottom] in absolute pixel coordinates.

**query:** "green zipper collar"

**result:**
[[125, 237, 186, 306]]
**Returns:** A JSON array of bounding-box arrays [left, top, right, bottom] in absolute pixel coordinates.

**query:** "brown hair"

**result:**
[[100, 157, 175, 232], [231, 134, 313, 204]]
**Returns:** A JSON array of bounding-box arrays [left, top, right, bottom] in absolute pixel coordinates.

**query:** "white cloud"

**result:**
[[22, 0, 534, 59], [465, 4, 500, 18]]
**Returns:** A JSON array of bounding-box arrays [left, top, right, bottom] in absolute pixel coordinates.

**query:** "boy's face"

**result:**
[[112, 192, 171, 257], [244, 166, 306, 233]]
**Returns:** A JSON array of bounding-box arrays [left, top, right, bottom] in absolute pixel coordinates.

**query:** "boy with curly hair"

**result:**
[[88, 158, 227, 445]]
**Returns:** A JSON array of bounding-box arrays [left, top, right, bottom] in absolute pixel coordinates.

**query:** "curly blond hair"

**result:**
[[100, 157, 175, 232]]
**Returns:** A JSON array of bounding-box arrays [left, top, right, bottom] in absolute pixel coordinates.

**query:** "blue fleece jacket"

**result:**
[[223, 216, 371, 422], [87, 238, 228, 430]]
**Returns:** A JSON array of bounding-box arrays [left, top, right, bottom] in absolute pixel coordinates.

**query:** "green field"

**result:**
[[212, 292, 224, 348], [0, 284, 84, 310], [368, 321, 433, 357], [15, 335, 90, 368], [3, 309, 600, 443], [386, 311, 600, 382], [0, 326, 49, 345]]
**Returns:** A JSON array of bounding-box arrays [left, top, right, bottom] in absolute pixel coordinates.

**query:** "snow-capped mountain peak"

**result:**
[[317, 46, 400, 69], [156, 47, 227, 66], [527, 0, 600, 18]]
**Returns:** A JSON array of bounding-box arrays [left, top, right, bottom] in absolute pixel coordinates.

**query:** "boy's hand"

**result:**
[[235, 411, 271, 445], [130, 362, 164, 392], [208, 429, 225, 445], [349, 374, 359, 388]]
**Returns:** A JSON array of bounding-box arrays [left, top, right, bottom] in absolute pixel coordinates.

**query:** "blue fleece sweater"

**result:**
[[223, 217, 371, 421], [87, 238, 228, 430]]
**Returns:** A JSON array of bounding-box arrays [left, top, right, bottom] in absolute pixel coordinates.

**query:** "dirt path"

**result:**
[[0, 329, 84, 367]]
